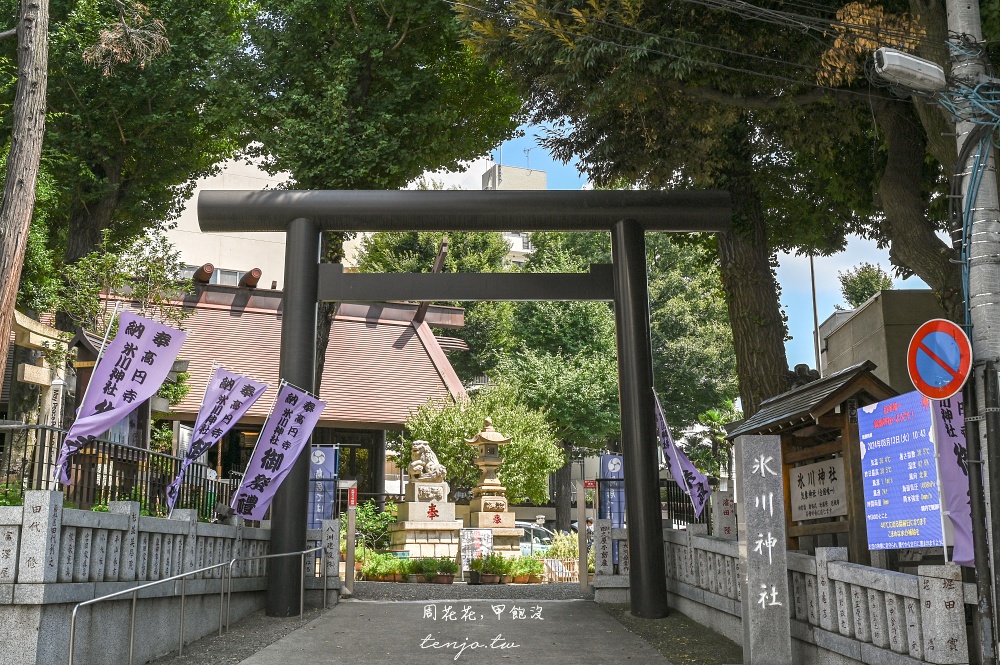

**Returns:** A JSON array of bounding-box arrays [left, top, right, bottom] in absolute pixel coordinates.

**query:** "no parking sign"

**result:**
[[907, 319, 972, 400]]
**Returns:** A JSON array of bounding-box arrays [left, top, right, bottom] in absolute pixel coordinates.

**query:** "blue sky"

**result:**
[[429, 124, 929, 369]]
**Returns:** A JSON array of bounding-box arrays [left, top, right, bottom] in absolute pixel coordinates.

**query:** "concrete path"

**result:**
[[238, 598, 673, 665]]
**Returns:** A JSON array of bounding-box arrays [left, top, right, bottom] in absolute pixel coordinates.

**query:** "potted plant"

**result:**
[[499, 556, 514, 584], [528, 554, 546, 583], [384, 556, 404, 582], [397, 558, 412, 582], [432, 556, 458, 584], [510, 557, 530, 584], [468, 556, 484, 585], [408, 557, 432, 583], [480, 552, 505, 584]]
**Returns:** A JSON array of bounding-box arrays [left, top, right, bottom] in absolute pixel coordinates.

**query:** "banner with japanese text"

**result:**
[[57, 312, 186, 485], [231, 382, 326, 520], [655, 391, 712, 517], [166, 366, 268, 511], [934, 394, 974, 566]]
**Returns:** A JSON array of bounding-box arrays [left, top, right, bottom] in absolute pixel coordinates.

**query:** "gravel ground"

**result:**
[[601, 604, 743, 665]]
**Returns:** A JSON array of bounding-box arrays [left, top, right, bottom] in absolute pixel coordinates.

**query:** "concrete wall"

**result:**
[[1, 492, 340, 664], [822, 290, 948, 394]]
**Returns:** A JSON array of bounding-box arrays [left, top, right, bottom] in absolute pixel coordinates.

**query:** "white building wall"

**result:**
[[168, 161, 366, 290]]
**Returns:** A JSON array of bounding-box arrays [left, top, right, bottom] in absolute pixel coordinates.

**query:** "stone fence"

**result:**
[[594, 523, 978, 665], [1, 490, 340, 665]]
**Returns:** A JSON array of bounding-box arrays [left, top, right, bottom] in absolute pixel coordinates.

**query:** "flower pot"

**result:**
[[500, 574, 512, 584], [393, 573, 405, 582], [468, 571, 482, 585], [407, 574, 427, 583], [432, 574, 455, 584], [528, 574, 543, 584], [480, 574, 500, 584], [513, 575, 530, 584]]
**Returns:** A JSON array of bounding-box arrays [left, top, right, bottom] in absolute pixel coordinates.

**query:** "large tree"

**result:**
[[239, 0, 522, 384], [459, 0, 965, 414]]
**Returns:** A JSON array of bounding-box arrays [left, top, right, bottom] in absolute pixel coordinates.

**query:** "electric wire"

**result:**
[[449, 0, 907, 101]]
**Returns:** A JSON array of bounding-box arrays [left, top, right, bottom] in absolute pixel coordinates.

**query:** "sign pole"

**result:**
[[930, 400, 951, 564], [345, 485, 357, 595], [576, 479, 588, 593]]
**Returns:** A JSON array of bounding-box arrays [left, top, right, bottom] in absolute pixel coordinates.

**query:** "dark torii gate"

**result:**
[[198, 189, 731, 619]]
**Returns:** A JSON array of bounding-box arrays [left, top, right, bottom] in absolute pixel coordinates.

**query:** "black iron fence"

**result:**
[[661, 478, 711, 530], [0, 424, 232, 521]]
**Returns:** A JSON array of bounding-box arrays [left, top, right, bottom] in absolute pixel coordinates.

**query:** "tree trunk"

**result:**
[[55, 167, 125, 332], [717, 125, 791, 417], [314, 231, 348, 390], [554, 441, 572, 533], [871, 95, 964, 321], [0, 0, 49, 384]]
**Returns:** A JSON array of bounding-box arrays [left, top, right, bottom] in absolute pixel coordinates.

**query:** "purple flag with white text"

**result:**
[[934, 394, 975, 567], [166, 366, 268, 511], [231, 382, 326, 520], [655, 391, 712, 518], [57, 312, 187, 485]]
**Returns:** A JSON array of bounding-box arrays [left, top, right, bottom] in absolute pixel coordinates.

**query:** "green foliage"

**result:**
[[240, 0, 521, 191], [435, 556, 459, 575], [149, 423, 173, 455], [157, 371, 191, 407], [0, 0, 250, 262], [398, 383, 563, 504], [0, 483, 23, 506], [680, 401, 743, 479], [547, 532, 579, 559], [361, 552, 397, 580], [510, 556, 544, 577], [838, 262, 894, 309], [346, 499, 397, 551], [357, 230, 515, 379], [54, 229, 193, 334], [468, 556, 485, 573], [481, 552, 508, 575]]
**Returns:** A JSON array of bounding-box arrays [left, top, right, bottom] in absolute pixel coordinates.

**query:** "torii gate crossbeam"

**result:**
[[198, 189, 732, 620]]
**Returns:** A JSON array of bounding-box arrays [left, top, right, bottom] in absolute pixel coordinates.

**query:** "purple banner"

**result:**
[[166, 366, 268, 511], [934, 394, 974, 566], [57, 312, 186, 485], [231, 382, 326, 520], [655, 391, 712, 518]]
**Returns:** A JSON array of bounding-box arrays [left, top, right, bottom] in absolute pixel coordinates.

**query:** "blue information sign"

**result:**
[[857, 391, 942, 550], [598, 454, 625, 564], [307, 446, 339, 529]]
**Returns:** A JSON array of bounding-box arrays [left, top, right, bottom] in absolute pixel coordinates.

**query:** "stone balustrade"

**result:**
[[1, 491, 339, 665], [592, 523, 976, 665]]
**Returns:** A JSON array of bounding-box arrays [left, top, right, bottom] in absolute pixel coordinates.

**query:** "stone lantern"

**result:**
[[465, 419, 520, 551]]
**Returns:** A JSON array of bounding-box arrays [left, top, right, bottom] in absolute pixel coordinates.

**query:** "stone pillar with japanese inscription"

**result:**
[[736, 435, 792, 665], [17, 490, 61, 584], [712, 489, 737, 540], [322, 519, 341, 580], [918, 566, 969, 664]]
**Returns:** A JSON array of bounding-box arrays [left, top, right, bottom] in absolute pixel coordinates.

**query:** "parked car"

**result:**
[[516, 521, 556, 556]]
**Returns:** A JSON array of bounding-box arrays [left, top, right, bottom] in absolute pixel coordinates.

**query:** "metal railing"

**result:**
[[0, 423, 231, 520], [67, 546, 328, 665], [660, 478, 710, 529]]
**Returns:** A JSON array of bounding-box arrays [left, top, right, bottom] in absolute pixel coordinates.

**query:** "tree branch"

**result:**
[[0, 27, 17, 41], [662, 80, 833, 108]]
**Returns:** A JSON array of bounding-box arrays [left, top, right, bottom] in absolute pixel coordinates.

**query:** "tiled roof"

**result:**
[[168, 301, 466, 429], [727, 361, 896, 439]]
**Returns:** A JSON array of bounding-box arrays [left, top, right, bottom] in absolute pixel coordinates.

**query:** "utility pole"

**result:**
[[947, 0, 1000, 660]]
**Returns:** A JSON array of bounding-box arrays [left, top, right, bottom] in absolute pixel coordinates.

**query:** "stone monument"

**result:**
[[466, 418, 522, 557], [388, 440, 462, 558]]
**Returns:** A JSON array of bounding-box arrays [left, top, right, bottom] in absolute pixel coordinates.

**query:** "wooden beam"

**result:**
[[841, 398, 871, 565], [788, 521, 850, 538], [783, 440, 843, 465], [782, 435, 798, 551]]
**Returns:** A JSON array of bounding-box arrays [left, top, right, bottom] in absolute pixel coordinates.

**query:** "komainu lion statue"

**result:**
[[407, 440, 447, 482]]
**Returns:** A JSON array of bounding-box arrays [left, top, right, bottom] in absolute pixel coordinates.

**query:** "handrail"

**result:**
[[224, 546, 327, 633], [67, 545, 329, 665]]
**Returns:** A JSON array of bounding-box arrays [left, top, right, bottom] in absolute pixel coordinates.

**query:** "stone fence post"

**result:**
[[918, 565, 968, 664], [322, 519, 341, 581], [17, 490, 61, 583]]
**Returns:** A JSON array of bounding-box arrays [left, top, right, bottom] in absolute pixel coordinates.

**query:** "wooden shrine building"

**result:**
[[728, 361, 897, 565]]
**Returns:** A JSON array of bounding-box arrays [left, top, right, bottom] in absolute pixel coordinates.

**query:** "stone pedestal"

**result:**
[[388, 521, 462, 559], [487, 527, 521, 557], [391, 478, 460, 559]]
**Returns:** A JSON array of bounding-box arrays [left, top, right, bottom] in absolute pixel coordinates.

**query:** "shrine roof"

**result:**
[[727, 361, 897, 439]]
